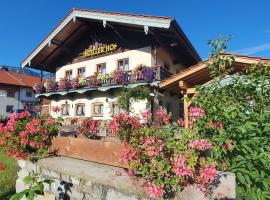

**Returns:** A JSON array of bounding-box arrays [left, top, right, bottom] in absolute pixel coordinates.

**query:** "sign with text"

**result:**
[[84, 43, 118, 57]]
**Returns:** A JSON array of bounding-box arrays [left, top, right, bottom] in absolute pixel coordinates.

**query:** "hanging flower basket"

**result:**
[[33, 83, 45, 94]]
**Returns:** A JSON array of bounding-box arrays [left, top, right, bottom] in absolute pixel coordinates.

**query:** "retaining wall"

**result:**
[[16, 156, 236, 200]]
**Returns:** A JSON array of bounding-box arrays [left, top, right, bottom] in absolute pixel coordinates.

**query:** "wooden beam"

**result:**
[[183, 93, 189, 128], [187, 88, 196, 94], [179, 80, 190, 89]]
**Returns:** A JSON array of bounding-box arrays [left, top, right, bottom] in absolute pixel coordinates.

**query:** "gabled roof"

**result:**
[[159, 53, 270, 92], [0, 70, 41, 88], [21, 9, 201, 70]]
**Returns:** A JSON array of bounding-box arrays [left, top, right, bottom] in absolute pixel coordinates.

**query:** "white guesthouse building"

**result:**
[[21, 9, 201, 121]]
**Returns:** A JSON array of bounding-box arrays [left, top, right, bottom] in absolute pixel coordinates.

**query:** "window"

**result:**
[[26, 89, 32, 97], [61, 104, 70, 116], [117, 58, 129, 71], [6, 105, 13, 113], [111, 103, 122, 117], [77, 67, 85, 77], [96, 63, 106, 74], [92, 103, 104, 117], [7, 90, 15, 97], [65, 70, 73, 80], [75, 104, 85, 116]]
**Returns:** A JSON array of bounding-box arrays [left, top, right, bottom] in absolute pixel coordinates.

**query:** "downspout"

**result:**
[[18, 87, 21, 110]]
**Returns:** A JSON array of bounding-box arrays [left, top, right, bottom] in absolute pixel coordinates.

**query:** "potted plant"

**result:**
[[133, 64, 145, 80], [58, 79, 70, 91], [78, 76, 87, 87], [44, 79, 57, 92], [97, 73, 110, 84], [33, 83, 45, 94], [88, 76, 98, 87], [71, 79, 79, 89], [112, 69, 128, 85], [142, 67, 155, 82]]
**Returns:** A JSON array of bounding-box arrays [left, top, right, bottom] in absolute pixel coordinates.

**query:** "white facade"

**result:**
[[0, 86, 39, 118], [50, 46, 182, 121]]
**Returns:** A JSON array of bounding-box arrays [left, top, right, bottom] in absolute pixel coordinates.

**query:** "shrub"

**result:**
[[107, 112, 141, 141], [77, 118, 99, 139], [191, 36, 270, 199], [118, 119, 217, 198], [0, 112, 61, 160]]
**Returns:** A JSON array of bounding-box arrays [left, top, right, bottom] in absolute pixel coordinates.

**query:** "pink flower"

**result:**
[[208, 121, 224, 129], [141, 110, 152, 122], [196, 164, 217, 186], [146, 182, 165, 198], [189, 106, 205, 123], [172, 155, 193, 178], [143, 138, 165, 157], [156, 107, 171, 125], [225, 139, 233, 151], [119, 146, 137, 164], [47, 117, 56, 124], [189, 139, 212, 151], [127, 169, 133, 176], [20, 139, 28, 146], [51, 106, 61, 113], [115, 171, 122, 176], [18, 111, 31, 119], [178, 118, 185, 127]]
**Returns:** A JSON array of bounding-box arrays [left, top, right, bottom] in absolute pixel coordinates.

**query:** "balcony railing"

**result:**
[[34, 66, 172, 95]]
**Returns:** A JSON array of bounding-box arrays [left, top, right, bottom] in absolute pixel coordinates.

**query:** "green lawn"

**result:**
[[0, 149, 18, 200]]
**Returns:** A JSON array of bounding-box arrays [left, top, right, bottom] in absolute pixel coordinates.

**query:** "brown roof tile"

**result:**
[[0, 70, 41, 88]]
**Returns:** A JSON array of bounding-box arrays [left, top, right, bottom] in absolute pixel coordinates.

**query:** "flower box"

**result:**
[[50, 136, 128, 168]]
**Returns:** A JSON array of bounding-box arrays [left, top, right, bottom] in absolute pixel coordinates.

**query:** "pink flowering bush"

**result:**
[[77, 118, 99, 139], [156, 106, 171, 126], [107, 112, 141, 141], [141, 110, 152, 123], [116, 109, 217, 199], [0, 112, 61, 160]]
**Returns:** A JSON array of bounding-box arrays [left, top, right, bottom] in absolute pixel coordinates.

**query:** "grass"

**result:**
[[0, 148, 18, 200]]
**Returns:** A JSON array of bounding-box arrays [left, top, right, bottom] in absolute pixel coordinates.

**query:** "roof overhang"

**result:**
[[159, 54, 270, 93], [21, 9, 201, 71]]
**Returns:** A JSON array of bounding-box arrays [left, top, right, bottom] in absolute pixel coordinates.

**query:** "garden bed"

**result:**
[[50, 136, 128, 168]]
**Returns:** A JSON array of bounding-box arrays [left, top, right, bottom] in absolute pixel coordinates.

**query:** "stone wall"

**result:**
[[16, 157, 236, 200]]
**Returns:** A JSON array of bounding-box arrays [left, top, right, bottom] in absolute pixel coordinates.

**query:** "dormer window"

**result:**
[[78, 67, 85, 77], [117, 58, 129, 71], [97, 63, 106, 74], [65, 70, 72, 80]]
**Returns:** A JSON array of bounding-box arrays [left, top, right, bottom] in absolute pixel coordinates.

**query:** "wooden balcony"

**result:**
[[35, 66, 172, 97]]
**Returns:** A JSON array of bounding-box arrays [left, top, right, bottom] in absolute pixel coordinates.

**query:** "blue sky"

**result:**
[[1, 0, 270, 67]]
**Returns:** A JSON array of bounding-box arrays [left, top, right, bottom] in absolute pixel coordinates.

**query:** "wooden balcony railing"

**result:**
[[37, 66, 172, 95]]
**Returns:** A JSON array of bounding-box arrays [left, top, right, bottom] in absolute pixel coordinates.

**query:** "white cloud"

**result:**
[[234, 42, 270, 55]]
